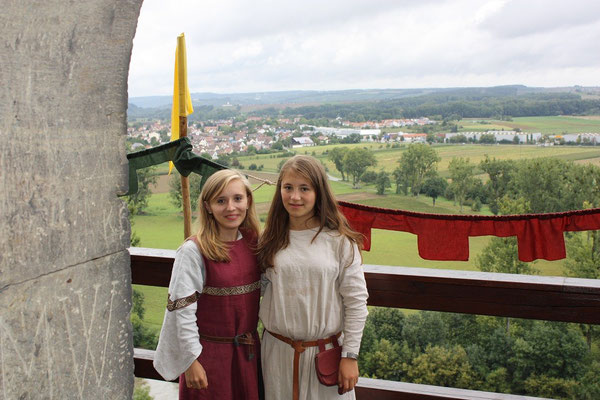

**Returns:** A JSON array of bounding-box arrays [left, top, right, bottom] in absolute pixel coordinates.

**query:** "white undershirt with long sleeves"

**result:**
[[153, 240, 205, 381]]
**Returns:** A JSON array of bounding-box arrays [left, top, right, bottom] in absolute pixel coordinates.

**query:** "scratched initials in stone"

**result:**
[[0, 305, 52, 400], [60, 280, 119, 399], [0, 280, 120, 399]]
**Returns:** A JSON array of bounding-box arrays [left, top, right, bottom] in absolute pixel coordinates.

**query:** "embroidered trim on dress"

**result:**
[[202, 280, 260, 296], [166, 292, 198, 311]]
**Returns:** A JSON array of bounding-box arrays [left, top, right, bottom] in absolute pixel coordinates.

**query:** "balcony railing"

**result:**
[[130, 247, 600, 399]]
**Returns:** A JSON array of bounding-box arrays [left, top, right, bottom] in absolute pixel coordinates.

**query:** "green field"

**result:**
[[234, 143, 600, 180], [460, 115, 600, 134]]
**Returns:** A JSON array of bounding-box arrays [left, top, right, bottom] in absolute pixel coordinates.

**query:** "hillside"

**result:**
[[129, 85, 600, 109]]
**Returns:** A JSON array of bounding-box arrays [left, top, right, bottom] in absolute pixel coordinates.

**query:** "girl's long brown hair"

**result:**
[[195, 169, 260, 262], [257, 155, 363, 271]]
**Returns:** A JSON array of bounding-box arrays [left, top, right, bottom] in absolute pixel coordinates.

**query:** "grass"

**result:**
[[356, 193, 471, 214], [460, 116, 600, 135], [236, 143, 600, 181], [510, 116, 600, 134], [134, 284, 167, 334]]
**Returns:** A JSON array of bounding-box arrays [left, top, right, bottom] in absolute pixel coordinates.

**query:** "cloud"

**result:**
[[481, 0, 600, 38], [128, 0, 600, 97]]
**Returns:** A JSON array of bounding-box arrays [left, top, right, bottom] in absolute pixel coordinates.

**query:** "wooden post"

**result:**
[[179, 116, 192, 239], [174, 33, 193, 240]]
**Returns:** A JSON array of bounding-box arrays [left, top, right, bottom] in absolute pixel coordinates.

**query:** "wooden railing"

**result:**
[[130, 247, 600, 399]]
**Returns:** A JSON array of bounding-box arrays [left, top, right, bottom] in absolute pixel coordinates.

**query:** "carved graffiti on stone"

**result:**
[[0, 280, 121, 399]]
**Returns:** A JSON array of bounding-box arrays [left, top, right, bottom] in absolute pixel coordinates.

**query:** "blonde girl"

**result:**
[[155, 169, 262, 400]]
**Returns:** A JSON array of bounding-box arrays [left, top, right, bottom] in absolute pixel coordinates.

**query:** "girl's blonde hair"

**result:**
[[195, 169, 260, 262], [257, 155, 363, 271]]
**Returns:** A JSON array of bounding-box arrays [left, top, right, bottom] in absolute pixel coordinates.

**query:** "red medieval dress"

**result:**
[[179, 235, 262, 400]]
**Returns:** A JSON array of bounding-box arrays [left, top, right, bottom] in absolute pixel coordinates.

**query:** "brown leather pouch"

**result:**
[[314, 335, 342, 387]]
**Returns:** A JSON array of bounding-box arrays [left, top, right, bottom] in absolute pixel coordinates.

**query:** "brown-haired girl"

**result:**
[[154, 169, 262, 400], [258, 155, 368, 400]]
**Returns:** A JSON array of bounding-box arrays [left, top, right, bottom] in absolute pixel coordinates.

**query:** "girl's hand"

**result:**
[[337, 358, 359, 394], [184, 360, 208, 390]]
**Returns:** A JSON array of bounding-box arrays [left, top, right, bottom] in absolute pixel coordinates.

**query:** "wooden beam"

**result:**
[[355, 377, 548, 400], [129, 248, 600, 325], [130, 247, 175, 287], [364, 264, 600, 325]]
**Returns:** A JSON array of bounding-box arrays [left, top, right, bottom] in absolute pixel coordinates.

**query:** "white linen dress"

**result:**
[[259, 228, 369, 400]]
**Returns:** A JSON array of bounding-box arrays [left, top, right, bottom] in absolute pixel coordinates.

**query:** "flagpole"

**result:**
[[180, 116, 192, 239], [177, 34, 193, 239], [171, 33, 194, 240]]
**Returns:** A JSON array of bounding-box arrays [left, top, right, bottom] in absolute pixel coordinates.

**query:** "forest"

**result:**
[[128, 86, 600, 123]]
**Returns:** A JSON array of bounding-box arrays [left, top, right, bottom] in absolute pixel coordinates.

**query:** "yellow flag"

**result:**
[[169, 33, 194, 174]]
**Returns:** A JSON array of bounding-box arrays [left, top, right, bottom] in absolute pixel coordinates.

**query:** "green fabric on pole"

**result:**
[[122, 137, 226, 196]]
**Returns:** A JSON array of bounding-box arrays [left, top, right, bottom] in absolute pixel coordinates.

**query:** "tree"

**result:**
[[575, 361, 600, 399], [360, 170, 377, 184], [564, 218, 600, 350], [422, 176, 448, 206], [169, 171, 203, 212], [392, 166, 409, 195], [126, 166, 158, 216], [277, 158, 288, 172], [328, 147, 348, 181], [448, 157, 476, 212], [341, 133, 361, 143], [131, 289, 158, 350], [476, 237, 539, 275], [479, 156, 516, 215], [133, 379, 153, 400], [126, 165, 157, 247], [375, 170, 391, 195], [360, 307, 409, 381], [406, 345, 477, 389], [366, 307, 405, 344], [343, 148, 377, 188], [449, 134, 468, 143], [510, 158, 572, 213], [479, 134, 496, 144], [522, 375, 578, 399], [216, 154, 230, 166], [565, 231, 600, 280], [475, 197, 537, 275], [510, 322, 588, 385], [402, 312, 446, 352], [397, 143, 440, 196], [360, 339, 406, 381]]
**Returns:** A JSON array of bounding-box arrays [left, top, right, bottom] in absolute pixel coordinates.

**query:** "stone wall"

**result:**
[[0, 0, 142, 398]]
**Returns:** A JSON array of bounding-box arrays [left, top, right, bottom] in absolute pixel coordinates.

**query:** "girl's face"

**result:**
[[280, 171, 317, 229], [205, 179, 248, 239]]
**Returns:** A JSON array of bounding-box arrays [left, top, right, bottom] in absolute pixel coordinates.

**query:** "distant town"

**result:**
[[127, 115, 600, 160]]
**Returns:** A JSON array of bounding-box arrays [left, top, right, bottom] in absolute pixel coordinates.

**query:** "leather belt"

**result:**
[[199, 331, 256, 360], [267, 330, 341, 400]]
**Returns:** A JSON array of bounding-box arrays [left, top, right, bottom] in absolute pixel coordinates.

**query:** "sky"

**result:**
[[128, 0, 600, 98]]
